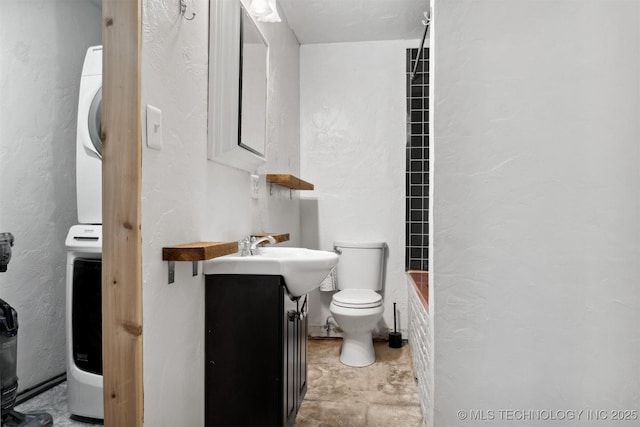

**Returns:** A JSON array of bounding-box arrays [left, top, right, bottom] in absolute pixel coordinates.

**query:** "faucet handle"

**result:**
[[239, 236, 252, 256]]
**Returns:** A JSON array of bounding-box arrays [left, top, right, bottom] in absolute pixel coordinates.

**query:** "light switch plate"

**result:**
[[146, 104, 162, 150], [250, 174, 259, 199]]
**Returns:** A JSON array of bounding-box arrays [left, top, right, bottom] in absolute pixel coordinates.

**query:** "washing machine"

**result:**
[[65, 225, 103, 420], [76, 45, 103, 225]]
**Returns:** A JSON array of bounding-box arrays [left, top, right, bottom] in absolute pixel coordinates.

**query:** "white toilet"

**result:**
[[330, 241, 386, 367]]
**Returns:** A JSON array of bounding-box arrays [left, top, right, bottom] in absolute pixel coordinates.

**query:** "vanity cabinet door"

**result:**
[[284, 301, 298, 424], [205, 275, 307, 427], [284, 295, 308, 426], [205, 274, 284, 426], [297, 296, 308, 398]]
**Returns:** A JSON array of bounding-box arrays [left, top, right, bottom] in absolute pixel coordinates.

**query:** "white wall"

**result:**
[[0, 0, 101, 389], [433, 1, 640, 426], [300, 40, 413, 338], [141, 0, 300, 424]]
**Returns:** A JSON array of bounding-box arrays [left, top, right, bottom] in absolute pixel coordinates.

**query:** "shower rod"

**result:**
[[411, 9, 431, 82]]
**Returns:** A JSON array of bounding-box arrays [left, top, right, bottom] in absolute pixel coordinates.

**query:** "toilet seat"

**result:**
[[332, 289, 382, 309]]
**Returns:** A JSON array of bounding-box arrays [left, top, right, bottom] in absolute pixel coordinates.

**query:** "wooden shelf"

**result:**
[[162, 241, 238, 262], [266, 174, 314, 190], [253, 233, 290, 244]]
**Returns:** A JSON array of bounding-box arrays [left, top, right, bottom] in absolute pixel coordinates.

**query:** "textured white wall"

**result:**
[[0, 0, 101, 389], [433, 1, 640, 426], [300, 40, 413, 338], [141, 1, 300, 424]]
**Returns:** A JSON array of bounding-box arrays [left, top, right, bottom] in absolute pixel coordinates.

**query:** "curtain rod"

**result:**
[[411, 9, 431, 82]]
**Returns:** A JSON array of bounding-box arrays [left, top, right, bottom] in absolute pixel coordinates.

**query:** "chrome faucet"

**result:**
[[250, 235, 276, 255]]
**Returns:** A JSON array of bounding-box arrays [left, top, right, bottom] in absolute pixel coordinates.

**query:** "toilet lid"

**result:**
[[332, 289, 382, 309]]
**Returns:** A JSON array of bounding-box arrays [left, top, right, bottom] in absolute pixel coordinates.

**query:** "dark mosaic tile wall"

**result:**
[[406, 48, 429, 271]]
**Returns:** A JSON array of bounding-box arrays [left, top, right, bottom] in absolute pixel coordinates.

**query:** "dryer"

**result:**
[[76, 45, 102, 225], [65, 225, 103, 420]]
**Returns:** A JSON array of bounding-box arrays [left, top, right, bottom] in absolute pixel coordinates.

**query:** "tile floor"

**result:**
[[10, 339, 424, 427], [296, 339, 425, 427], [12, 382, 96, 427]]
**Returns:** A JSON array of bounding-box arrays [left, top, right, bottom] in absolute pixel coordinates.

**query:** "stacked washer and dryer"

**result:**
[[65, 45, 104, 421]]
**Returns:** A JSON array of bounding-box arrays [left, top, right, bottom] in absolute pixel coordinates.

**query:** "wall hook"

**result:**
[[180, 0, 196, 21], [422, 9, 431, 26]]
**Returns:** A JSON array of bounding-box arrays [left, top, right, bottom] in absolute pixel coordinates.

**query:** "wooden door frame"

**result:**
[[102, 0, 143, 425]]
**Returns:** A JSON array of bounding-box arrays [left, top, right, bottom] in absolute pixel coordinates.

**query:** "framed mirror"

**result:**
[[208, 0, 269, 172]]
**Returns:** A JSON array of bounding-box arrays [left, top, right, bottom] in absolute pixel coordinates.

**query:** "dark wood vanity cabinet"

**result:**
[[205, 274, 308, 426]]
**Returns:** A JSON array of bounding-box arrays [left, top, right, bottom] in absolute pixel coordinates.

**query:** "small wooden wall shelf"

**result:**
[[266, 174, 314, 190], [162, 241, 238, 262], [162, 241, 238, 284]]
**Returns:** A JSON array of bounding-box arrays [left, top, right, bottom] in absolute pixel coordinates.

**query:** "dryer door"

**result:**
[[88, 86, 102, 158]]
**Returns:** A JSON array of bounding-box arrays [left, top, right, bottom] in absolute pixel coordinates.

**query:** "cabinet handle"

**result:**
[[299, 295, 308, 316], [288, 310, 299, 322]]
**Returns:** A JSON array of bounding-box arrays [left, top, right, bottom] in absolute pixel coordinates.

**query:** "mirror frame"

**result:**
[[208, 0, 269, 172]]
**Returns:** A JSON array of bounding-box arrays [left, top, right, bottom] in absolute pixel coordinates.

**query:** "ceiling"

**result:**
[[277, 0, 428, 44], [87, 0, 427, 44]]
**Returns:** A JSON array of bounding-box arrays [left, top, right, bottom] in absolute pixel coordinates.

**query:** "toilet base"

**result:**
[[340, 332, 376, 367]]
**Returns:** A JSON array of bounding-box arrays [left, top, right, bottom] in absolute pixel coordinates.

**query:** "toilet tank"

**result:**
[[334, 241, 386, 291]]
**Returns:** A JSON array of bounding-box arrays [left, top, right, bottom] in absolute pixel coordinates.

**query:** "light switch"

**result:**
[[146, 104, 162, 150]]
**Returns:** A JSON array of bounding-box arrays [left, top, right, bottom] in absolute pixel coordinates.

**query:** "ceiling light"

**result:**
[[248, 0, 281, 22]]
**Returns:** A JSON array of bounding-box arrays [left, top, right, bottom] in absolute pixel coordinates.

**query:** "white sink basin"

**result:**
[[203, 247, 339, 297]]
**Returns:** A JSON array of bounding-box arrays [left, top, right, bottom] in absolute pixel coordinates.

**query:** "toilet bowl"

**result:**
[[329, 241, 386, 367]]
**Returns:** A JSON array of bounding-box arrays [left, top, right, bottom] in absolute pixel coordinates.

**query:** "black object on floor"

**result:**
[[70, 414, 104, 425], [389, 302, 402, 348], [2, 410, 53, 427]]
